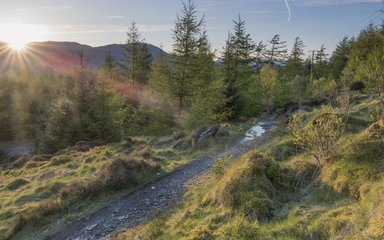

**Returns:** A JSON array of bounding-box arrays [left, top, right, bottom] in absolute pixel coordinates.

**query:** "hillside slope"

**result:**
[[114, 94, 384, 240], [0, 41, 165, 74]]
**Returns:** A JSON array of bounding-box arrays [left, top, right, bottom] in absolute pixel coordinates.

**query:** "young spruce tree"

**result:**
[[124, 21, 152, 85], [171, 0, 204, 112], [221, 15, 255, 119]]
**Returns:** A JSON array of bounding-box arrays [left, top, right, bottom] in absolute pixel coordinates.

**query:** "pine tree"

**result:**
[[266, 34, 287, 65], [149, 46, 173, 95], [329, 37, 353, 81], [232, 15, 255, 65], [124, 21, 152, 85], [314, 44, 328, 79], [282, 37, 306, 102], [287, 37, 305, 78], [221, 33, 238, 119], [187, 28, 225, 126], [171, 0, 204, 112], [342, 23, 381, 84], [254, 41, 266, 70], [221, 15, 255, 119]]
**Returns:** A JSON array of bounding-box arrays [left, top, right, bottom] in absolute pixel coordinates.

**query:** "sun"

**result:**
[[0, 23, 45, 51], [7, 39, 28, 51]]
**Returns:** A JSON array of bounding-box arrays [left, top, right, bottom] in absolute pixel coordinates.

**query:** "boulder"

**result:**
[[172, 131, 186, 140], [74, 141, 91, 152], [197, 124, 220, 144]]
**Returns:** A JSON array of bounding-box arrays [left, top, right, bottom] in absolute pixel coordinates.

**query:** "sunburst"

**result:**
[[0, 24, 45, 51]]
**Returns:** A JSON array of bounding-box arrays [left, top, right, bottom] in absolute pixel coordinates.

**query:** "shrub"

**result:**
[[212, 154, 232, 176], [349, 81, 365, 91], [214, 152, 291, 222], [289, 106, 344, 167]]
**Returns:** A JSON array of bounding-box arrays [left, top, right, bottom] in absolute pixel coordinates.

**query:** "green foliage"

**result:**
[[211, 154, 232, 176], [127, 106, 175, 136], [289, 106, 344, 167], [266, 34, 288, 64], [238, 75, 263, 118], [311, 77, 338, 98], [342, 23, 382, 85], [355, 44, 384, 116], [86, 83, 129, 141], [124, 21, 152, 84], [259, 65, 278, 111], [221, 15, 256, 119], [328, 37, 353, 82]]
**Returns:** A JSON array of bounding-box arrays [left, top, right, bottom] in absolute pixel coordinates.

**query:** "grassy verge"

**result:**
[[113, 93, 384, 240], [0, 122, 243, 240]]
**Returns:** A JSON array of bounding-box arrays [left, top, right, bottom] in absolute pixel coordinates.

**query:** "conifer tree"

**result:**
[[171, 0, 204, 112], [329, 37, 353, 81], [266, 34, 287, 65], [221, 15, 255, 119], [287, 37, 305, 78], [254, 41, 266, 70], [342, 23, 381, 84], [314, 44, 328, 79], [124, 21, 152, 85]]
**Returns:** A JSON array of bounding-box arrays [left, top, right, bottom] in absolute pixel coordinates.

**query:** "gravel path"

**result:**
[[47, 118, 275, 240]]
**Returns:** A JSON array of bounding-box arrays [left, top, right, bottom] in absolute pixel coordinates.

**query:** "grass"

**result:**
[[0, 123, 242, 240], [113, 94, 384, 240]]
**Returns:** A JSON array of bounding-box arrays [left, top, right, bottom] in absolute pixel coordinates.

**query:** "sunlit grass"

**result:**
[[1, 122, 241, 239], [113, 96, 384, 240]]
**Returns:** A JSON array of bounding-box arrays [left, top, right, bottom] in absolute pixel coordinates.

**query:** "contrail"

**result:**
[[284, 0, 291, 21]]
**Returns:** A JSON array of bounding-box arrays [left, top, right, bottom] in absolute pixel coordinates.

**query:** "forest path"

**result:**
[[47, 117, 275, 240]]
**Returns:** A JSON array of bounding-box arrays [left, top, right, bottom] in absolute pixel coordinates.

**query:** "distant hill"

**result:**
[[0, 41, 166, 74]]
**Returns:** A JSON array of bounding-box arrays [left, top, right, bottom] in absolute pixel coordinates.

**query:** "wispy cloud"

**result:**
[[284, 0, 292, 21], [40, 5, 73, 10], [137, 24, 173, 32], [47, 24, 172, 35]]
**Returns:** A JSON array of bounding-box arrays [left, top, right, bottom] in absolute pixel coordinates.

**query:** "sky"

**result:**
[[0, 0, 383, 55]]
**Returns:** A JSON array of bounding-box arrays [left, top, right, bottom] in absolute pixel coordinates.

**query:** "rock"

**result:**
[[39, 171, 56, 180], [74, 141, 91, 152], [197, 124, 220, 144], [85, 223, 98, 231], [61, 170, 75, 177], [172, 131, 186, 140], [193, 126, 207, 144]]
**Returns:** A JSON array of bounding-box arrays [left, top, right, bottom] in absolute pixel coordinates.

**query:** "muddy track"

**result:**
[[47, 118, 275, 240]]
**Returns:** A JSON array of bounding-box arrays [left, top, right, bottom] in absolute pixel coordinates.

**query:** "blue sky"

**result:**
[[0, 0, 382, 55]]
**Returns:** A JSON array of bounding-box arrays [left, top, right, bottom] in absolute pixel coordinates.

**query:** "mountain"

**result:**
[[0, 41, 166, 74]]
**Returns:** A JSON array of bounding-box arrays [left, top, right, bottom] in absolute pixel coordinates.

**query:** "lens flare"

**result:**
[[0, 24, 46, 51]]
